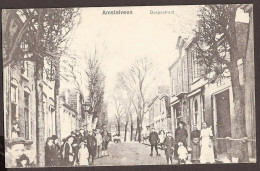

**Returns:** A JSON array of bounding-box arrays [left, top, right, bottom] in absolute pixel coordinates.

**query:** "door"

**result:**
[[215, 90, 231, 154]]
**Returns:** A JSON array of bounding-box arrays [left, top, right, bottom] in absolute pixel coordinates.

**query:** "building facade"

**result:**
[[59, 89, 83, 139], [169, 19, 254, 160], [148, 94, 171, 132]]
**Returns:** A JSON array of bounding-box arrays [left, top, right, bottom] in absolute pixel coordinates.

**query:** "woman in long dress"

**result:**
[[191, 125, 200, 163], [200, 122, 215, 164]]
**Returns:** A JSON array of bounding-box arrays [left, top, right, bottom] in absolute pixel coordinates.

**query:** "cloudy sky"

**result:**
[[66, 5, 249, 121]]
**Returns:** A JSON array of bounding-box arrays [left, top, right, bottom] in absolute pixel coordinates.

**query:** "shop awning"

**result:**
[[170, 96, 180, 105], [187, 88, 201, 98]]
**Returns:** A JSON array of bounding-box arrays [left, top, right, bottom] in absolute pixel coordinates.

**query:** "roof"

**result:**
[[148, 95, 159, 107]]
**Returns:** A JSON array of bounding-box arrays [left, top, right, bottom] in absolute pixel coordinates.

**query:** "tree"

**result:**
[[97, 102, 108, 129], [112, 95, 124, 136], [3, 8, 80, 166], [196, 4, 249, 162], [85, 56, 106, 128], [116, 57, 156, 142]]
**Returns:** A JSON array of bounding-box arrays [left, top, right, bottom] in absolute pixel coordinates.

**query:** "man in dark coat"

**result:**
[[163, 132, 175, 164], [174, 121, 188, 159], [51, 135, 61, 166], [86, 130, 97, 165], [63, 136, 74, 166], [149, 128, 160, 156]]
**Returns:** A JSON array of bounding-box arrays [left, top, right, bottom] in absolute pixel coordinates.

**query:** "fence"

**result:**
[[214, 137, 256, 162]]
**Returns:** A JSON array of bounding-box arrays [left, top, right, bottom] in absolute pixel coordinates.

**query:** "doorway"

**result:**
[[215, 89, 231, 154]]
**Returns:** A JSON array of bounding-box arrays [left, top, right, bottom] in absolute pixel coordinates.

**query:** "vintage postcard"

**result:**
[[2, 4, 255, 168]]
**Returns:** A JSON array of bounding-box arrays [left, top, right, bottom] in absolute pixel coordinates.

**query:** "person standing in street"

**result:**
[[174, 121, 188, 159], [95, 129, 103, 158], [159, 130, 166, 149], [78, 142, 89, 166], [86, 130, 97, 165], [52, 135, 61, 166], [45, 137, 55, 167], [190, 125, 200, 163], [62, 136, 75, 166], [101, 130, 110, 156], [200, 122, 215, 164], [163, 132, 175, 164], [149, 128, 160, 156]]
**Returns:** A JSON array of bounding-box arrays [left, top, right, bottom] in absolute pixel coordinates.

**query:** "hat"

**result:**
[[51, 135, 58, 140], [178, 142, 183, 146], [178, 121, 186, 126], [79, 142, 85, 147], [7, 137, 28, 148]]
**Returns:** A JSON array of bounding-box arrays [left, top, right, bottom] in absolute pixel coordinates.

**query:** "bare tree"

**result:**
[[116, 57, 157, 142], [112, 95, 125, 136], [122, 98, 134, 142]]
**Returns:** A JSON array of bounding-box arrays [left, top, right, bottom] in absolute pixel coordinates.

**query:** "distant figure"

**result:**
[[86, 130, 97, 165], [191, 125, 200, 163], [149, 128, 160, 156], [177, 142, 188, 164], [163, 132, 175, 164], [78, 142, 89, 166], [95, 129, 103, 158], [200, 122, 215, 164], [101, 130, 110, 156], [159, 130, 166, 148]]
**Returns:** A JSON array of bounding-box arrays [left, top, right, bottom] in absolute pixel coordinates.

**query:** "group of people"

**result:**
[[149, 121, 215, 164], [45, 128, 111, 167]]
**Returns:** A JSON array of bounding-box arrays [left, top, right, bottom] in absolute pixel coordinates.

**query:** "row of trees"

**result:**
[[113, 57, 157, 142]]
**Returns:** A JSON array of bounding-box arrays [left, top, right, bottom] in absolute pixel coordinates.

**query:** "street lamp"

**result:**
[[82, 100, 91, 131], [82, 101, 91, 113]]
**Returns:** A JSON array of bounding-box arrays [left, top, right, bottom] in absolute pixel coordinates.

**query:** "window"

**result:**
[[10, 84, 18, 138], [182, 60, 186, 91], [24, 92, 30, 139], [21, 61, 29, 78], [194, 99, 198, 125], [191, 48, 199, 81], [237, 59, 244, 85]]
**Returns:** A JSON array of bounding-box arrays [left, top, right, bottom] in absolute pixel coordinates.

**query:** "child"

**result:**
[[177, 142, 188, 164], [163, 132, 174, 164], [78, 142, 89, 166], [16, 154, 30, 167]]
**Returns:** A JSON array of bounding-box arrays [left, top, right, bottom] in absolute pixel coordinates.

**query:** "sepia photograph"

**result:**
[[2, 4, 256, 168]]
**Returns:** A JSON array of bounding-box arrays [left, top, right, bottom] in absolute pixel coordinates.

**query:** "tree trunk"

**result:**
[[130, 122, 133, 141], [228, 9, 249, 162], [124, 122, 128, 142], [54, 60, 61, 141], [117, 121, 121, 136], [229, 64, 248, 162], [35, 9, 45, 167], [35, 61, 45, 167]]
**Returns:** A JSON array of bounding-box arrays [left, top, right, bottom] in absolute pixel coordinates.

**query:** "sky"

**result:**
[[66, 5, 249, 122]]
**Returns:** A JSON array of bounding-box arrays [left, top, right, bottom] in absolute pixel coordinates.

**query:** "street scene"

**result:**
[[2, 4, 256, 168]]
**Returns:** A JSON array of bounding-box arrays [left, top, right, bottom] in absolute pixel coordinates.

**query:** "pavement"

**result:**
[[93, 141, 178, 166]]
